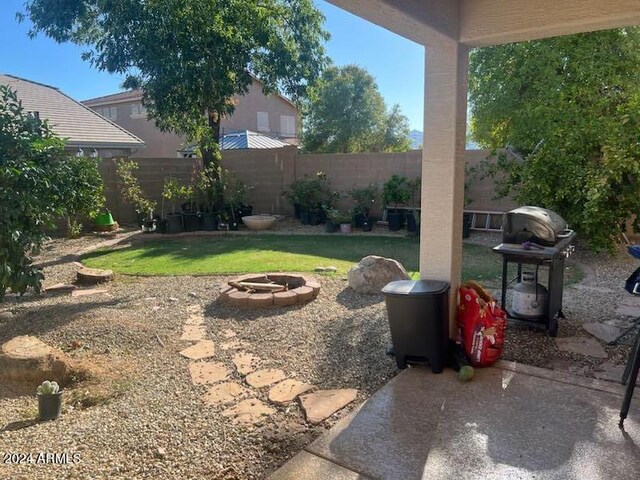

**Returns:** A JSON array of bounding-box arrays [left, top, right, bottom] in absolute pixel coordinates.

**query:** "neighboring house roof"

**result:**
[[179, 130, 291, 155], [82, 76, 296, 109], [0, 74, 145, 150]]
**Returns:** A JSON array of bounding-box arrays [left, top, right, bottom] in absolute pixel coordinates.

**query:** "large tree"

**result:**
[[22, 0, 328, 167], [302, 65, 411, 153], [469, 28, 640, 251]]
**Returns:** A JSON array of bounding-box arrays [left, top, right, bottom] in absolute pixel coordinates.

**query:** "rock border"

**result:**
[[220, 273, 320, 308]]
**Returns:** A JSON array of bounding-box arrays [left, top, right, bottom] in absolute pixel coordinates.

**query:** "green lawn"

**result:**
[[82, 234, 581, 286]]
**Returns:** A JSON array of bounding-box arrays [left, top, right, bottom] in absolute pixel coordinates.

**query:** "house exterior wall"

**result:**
[[85, 81, 299, 158]]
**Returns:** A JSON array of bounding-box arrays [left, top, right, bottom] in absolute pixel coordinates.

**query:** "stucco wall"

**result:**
[[99, 148, 515, 224]]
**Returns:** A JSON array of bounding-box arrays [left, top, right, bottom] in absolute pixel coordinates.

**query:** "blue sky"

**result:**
[[0, 0, 425, 130]]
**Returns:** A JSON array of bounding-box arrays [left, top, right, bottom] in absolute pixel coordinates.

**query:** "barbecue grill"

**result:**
[[493, 206, 576, 336]]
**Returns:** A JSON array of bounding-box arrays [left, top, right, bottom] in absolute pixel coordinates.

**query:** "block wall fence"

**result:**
[[98, 147, 517, 224]]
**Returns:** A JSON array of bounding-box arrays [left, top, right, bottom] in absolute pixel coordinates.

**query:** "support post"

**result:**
[[420, 41, 469, 338]]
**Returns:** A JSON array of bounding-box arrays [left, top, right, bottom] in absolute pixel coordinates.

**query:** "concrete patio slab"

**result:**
[[274, 362, 640, 480], [269, 451, 371, 480]]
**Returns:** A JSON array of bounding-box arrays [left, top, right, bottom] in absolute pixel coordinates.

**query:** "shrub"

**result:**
[[382, 175, 411, 208], [349, 183, 378, 217]]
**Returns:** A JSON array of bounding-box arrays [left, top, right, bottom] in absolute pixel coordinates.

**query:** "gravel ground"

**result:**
[[0, 230, 637, 479]]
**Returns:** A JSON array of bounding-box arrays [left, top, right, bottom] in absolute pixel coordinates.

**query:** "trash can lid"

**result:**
[[381, 279, 450, 296]]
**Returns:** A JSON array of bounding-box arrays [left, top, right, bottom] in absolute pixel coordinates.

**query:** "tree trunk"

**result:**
[[202, 112, 222, 168]]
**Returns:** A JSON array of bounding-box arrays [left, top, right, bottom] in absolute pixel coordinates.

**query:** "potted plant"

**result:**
[[222, 170, 251, 230], [406, 177, 421, 234], [292, 172, 332, 226], [37, 380, 62, 421], [338, 211, 352, 234], [116, 160, 157, 231], [324, 207, 341, 233], [349, 183, 378, 230], [163, 178, 188, 234], [195, 165, 222, 231], [382, 174, 411, 231]]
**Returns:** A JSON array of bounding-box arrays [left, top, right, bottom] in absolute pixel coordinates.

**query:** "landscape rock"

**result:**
[[268, 379, 315, 406], [222, 398, 275, 425], [71, 288, 109, 298], [245, 368, 286, 388], [325, 266, 338, 273], [0, 311, 14, 321], [0, 335, 83, 390], [314, 267, 326, 272], [202, 382, 251, 406], [188, 361, 231, 385], [347, 255, 409, 294], [45, 283, 77, 294], [582, 322, 621, 344], [232, 352, 261, 376], [555, 337, 608, 359], [299, 389, 358, 424], [76, 267, 114, 285], [179, 340, 216, 360]]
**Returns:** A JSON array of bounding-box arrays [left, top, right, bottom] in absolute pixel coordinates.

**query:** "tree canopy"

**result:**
[[469, 28, 640, 251], [302, 65, 412, 153], [22, 0, 329, 166]]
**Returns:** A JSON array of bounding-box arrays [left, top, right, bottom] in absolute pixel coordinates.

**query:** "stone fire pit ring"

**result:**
[[220, 273, 321, 308]]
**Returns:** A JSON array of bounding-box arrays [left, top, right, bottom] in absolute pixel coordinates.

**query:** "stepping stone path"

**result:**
[[299, 389, 359, 424], [203, 382, 251, 406], [269, 379, 315, 406], [177, 303, 358, 426], [179, 340, 216, 360], [232, 352, 261, 376], [582, 322, 621, 344], [180, 325, 207, 342], [189, 362, 231, 385], [555, 336, 608, 359], [245, 369, 287, 388]]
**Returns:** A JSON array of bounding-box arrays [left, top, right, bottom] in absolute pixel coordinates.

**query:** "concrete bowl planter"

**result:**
[[242, 215, 276, 231]]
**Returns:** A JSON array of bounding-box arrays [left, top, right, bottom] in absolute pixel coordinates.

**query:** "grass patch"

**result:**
[[82, 234, 582, 286]]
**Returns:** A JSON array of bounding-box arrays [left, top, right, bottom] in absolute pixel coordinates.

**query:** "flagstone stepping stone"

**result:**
[[220, 329, 237, 339], [189, 361, 231, 385], [299, 389, 358, 424], [232, 352, 261, 376], [202, 382, 252, 406], [222, 398, 275, 424], [45, 283, 76, 294], [179, 340, 216, 360], [180, 325, 207, 341], [555, 337, 607, 359], [185, 314, 205, 326], [71, 288, 109, 298], [582, 322, 621, 344], [615, 304, 640, 318], [76, 267, 113, 285], [186, 305, 203, 314], [245, 368, 286, 388], [268, 379, 315, 406]]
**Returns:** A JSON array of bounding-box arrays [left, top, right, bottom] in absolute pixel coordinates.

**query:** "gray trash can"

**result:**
[[382, 279, 450, 373]]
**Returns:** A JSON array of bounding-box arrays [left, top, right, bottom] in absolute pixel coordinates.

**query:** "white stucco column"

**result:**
[[420, 41, 469, 337]]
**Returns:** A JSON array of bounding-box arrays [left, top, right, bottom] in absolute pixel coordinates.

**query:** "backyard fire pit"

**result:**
[[220, 273, 321, 308]]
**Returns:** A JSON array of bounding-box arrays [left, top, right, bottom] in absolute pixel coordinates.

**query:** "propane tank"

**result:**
[[512, 272, 547, 319]]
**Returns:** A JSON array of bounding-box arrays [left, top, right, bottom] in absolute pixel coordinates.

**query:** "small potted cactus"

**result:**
[[37, 380, 62, 421]]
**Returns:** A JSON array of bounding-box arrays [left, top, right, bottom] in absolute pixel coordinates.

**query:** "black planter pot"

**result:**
[[406, 210, 418, 233], [38, 392, 62, 421], [387, 210, 404, 231], [353, 212, 367, 228], [325, 221, 339, 233], [228, 221, 239, 231], [142, 218, 157, 233], [201, 213, 219, 231], [361, 218, 373, 232], [165, 213, 183, 234], [239, 205, 253, 222], [309, 210, 323, 226], [463, 212, 473, 239], [294, 203, 301, 219], [156, 219, 167, 234], [183, 212, 201, 232], [300, 211, 310, 225]]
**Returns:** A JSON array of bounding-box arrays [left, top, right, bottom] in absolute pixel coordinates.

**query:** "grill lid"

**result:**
[[503, 206, 569, 246]]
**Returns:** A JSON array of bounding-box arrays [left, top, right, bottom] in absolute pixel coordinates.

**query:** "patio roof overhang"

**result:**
[[327, 0, 640, 334]]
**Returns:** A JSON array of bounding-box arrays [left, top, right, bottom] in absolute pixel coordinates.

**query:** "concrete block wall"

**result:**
[[98, 148, 515, 224]]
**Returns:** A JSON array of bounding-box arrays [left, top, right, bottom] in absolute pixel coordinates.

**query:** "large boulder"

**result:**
[[0, 336, 82, 394], [347, 255, 410, 294]]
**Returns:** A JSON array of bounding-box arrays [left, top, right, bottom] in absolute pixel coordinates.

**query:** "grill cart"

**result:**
[[493, 206, 576, 337]]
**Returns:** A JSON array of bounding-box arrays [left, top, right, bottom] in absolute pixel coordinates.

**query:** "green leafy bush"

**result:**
[[349, 183, 378, 217], [116, 160, 156, 217], [382, 175, 411, 208]]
